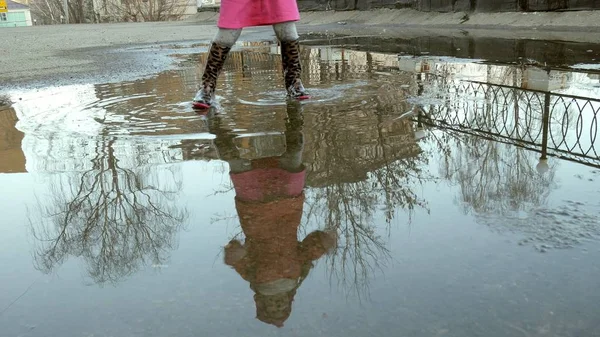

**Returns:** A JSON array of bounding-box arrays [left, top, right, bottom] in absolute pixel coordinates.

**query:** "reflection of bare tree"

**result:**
[[409, 63, 560, 217], [435, 129, 555, 216], [30, 136, 187, 285], [413, 81, 598, 252], [302, 106, 430, 295], [412, 69, 558, 217], [409, 63, 600, 252], [304, 185, 389, 296], [432, 129, 600, 253]]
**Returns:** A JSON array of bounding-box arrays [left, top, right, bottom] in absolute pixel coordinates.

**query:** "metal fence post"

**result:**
[[540, 92, 551, 160]]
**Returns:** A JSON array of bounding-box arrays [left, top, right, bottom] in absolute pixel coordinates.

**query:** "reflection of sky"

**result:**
[[0, 160, 237, 336], [3, 45, 600, 337], [571, 63, 600, 71], [7, 84, 210, 173], [401, 56, 600, 97], [10, 84, 104, 138], [2, 152, 600, 337], [9, 85, 105, 173], [0, 172, 38, 308]]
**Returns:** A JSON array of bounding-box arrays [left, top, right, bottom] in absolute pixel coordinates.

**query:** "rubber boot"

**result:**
[[193, 42, 232, 109], [280, 39, 309, 100]]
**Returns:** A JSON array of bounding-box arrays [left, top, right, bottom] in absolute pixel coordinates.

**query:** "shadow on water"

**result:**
[[1, 38, 600, 335]]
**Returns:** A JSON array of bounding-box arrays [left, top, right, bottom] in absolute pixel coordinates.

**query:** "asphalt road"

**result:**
[[0, 22, 275, 89], [2, 14, 600, 90]]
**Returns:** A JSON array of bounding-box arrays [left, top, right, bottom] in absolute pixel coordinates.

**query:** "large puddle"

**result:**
[[1, 38, 600, 337]]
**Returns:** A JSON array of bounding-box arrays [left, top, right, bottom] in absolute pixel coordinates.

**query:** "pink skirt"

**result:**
[[217, 0, 300, 29]]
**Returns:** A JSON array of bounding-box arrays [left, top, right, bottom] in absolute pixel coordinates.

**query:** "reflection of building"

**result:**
[[398, 57, 433, 73], [399, 55, 575, 92], [522, 68, 571, 91], [399, 56, 521, 85], [0, 106, 26, 173], [1, 0, 33, 27], [303, 112, 420, 187]]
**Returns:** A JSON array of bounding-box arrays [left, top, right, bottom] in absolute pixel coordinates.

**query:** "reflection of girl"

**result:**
[[209, 102, 336, 327], [192, 2, 309, 109]]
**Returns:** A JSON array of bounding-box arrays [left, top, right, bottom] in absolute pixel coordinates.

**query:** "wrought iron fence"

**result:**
[[414, 79, 600, 168]]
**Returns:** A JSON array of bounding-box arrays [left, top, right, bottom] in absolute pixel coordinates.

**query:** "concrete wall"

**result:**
[[297, 0, 600, 12]]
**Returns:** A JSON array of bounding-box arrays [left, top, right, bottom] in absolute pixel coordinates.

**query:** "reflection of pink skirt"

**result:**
[[217, 0, 300, 29], [230, 168, 305, 202]]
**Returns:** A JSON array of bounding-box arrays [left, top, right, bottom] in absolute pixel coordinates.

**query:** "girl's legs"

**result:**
[[272, 22, 308, 99], [193, 28, 242, 108], [273, 21, 299, 42], [213, 28, 243, 47]]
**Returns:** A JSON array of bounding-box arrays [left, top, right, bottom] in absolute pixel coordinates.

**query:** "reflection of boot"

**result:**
[[281, 39, 309, 100], [279, 101, 304, 172], [193, 42, 232, 109]]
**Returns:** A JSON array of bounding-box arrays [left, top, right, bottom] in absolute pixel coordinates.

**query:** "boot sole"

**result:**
[[192, 101, 211, 109]]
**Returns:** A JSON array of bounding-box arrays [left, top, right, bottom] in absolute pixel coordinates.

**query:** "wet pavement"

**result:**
[[1, 37, 600, 337]]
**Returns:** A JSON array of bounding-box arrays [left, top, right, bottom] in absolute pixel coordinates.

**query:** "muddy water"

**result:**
[[1, 40, 600, 337]]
